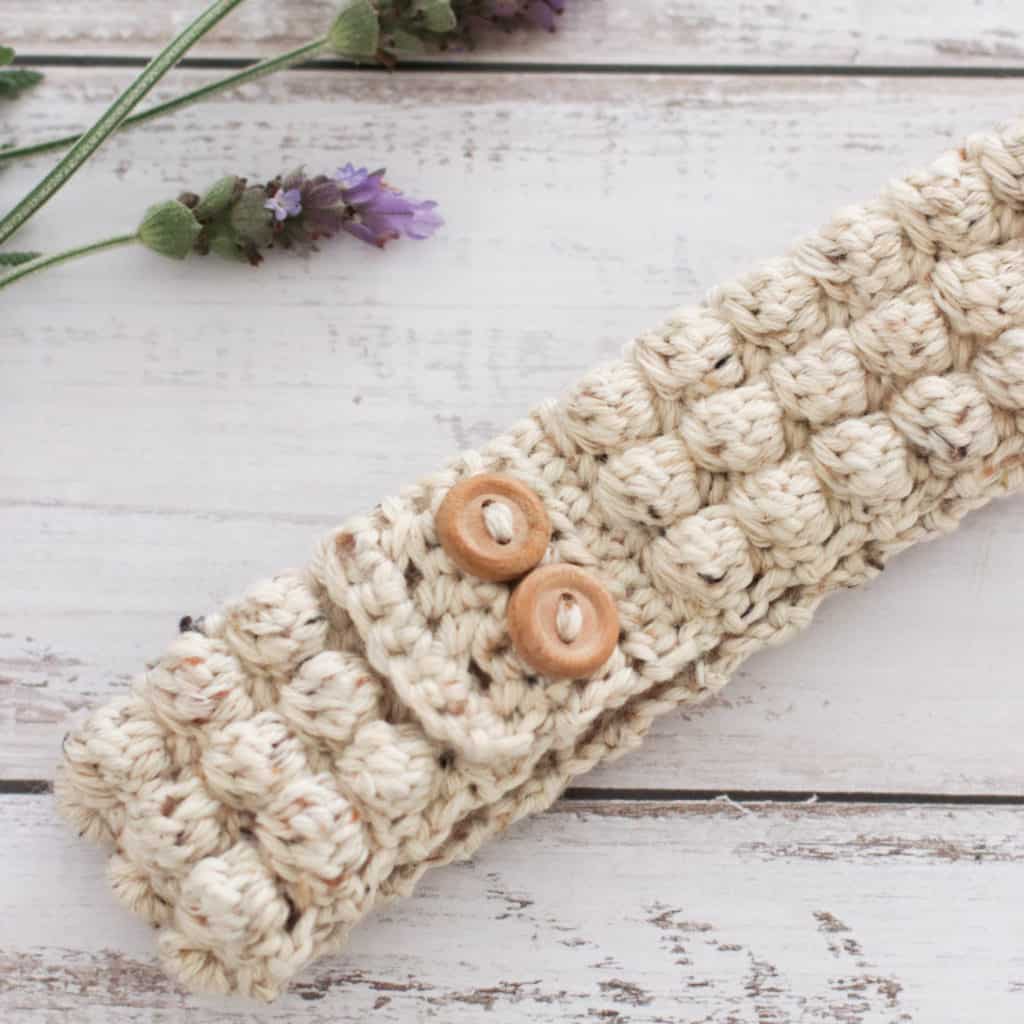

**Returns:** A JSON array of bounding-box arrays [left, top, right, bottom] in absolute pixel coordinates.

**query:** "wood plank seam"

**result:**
[[7, 781, 1024, 805], [17, 55, 1024, 78]]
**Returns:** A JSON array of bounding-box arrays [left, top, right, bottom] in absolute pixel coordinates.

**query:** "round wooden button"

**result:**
[[436, 474, 552, 582], [507, 565, 619, 679]]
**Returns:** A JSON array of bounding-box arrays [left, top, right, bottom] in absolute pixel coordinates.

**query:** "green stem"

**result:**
[[0, 36, 329, 166], [0, 0, 248, 247], [0, 233, 139, 290]]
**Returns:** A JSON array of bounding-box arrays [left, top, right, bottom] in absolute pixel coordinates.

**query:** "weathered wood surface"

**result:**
[[5, 70, 1024, 792], [3, 795, 1022, 1021], [5, 496, 1024, 794], [11, 0, 1024, 66], [7, 9, 1024, 1017]]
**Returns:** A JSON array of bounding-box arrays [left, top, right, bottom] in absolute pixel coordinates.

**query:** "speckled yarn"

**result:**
[[56, 121, 1024, 1000]]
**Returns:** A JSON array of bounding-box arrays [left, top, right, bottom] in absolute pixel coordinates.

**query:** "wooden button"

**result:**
[[507, 565, 619, 679], [436, 474, 551, 582]]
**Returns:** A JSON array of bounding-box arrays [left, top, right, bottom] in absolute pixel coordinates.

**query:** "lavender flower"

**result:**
[[334, 163, 371, 190], [332, 165, 444, 247], [328, 0, 572, 61], [264, 187, 303, 222], [134, 165, 443, 267], [523, 1, 567, 32], [269, 171, 347, 247]]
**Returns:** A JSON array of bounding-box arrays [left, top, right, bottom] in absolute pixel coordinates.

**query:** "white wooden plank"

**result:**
[[4, 70, 1024, 794], [9, 0, 1024, 66], [2, 795, 1023, 1020]]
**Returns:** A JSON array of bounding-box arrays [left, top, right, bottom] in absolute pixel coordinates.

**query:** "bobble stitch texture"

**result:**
[[770, 329, 869, 427], [276, 650, 383, 753], [682, 381, 787, 473], [55, 120, 1024, 999], [593, 437, 702, 529]]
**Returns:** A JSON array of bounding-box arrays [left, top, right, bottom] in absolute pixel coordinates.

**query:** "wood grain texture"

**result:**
[[10, 0, 1024, 66], [5, 70, 1024, 791], [3, 794, 1023, 1021]]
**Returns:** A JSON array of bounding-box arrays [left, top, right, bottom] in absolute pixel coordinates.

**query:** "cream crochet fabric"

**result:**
[[57, 120, 1024, 1000]]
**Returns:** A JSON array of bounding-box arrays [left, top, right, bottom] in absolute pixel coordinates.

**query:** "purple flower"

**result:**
[[333, 163, 371, 191], [298, 177, 347, 239], [266, 170, 348, 245], [194, 163, 442, 262], [524, 0, 565, 31], [264, 187, 302, 222], [146, 165, 442, 268], [334, 168, 443, 247], [366, 1, 571, 61]]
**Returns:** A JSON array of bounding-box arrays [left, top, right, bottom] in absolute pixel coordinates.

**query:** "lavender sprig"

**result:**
[[375, 0, 570, 55], [207, 165, 443, 264], [0, 1, 573, 166], [0, 166, 442, 290], [0, 0, 248, 245]]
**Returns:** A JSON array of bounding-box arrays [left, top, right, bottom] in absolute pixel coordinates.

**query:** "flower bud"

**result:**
[[228, 187, 274, 250], [138, 201, 202, 261], [415, 0, 457, 32], [328, 0, 380, 58], [205, 220, 245, 263], [195, 176, 243, 221], [380, 29, 427, 54]]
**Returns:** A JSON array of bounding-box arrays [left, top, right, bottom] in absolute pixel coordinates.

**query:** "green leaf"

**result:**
[[0, 250, 41, 266], [0, 68, 44, 100], [0, 37, 328, 167], [0, 0, 247, 247], [0, 46, 14, 67]]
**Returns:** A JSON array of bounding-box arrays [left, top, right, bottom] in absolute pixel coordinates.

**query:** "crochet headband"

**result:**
[[56, 120, 1024, 999]]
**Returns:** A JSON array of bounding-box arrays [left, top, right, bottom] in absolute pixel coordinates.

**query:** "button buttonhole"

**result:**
[[555, 592, 583, 645], [481, 498, 515, 545]]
